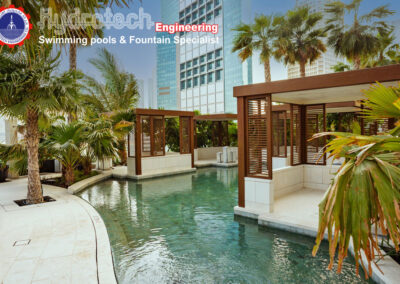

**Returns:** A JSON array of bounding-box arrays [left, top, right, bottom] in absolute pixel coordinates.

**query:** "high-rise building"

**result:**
[[287, 0, 344, 79], [137, 79, 145, 108], [157, 0, 252, 114]]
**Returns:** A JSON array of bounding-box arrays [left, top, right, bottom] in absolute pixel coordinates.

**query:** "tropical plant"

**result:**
[[0, 45, 80, 203], [165, 118, 180, 152], [312, 83, 400, 278], [361, 29, 400, 68], [83, 48, 139, 164], [325, 0, 394, 70], [232, 15, 275, 82], [331, 62, 351, 72], [274, 6, 326, 77]]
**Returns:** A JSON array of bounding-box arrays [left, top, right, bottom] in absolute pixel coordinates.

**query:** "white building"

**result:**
[[137, 79, 145, 108], [288, 0, 344, 79]]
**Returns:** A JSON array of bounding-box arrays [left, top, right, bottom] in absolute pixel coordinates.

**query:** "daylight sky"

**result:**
[[57, 0, 400, 83]]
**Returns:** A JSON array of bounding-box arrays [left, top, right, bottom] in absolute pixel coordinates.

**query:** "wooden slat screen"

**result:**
[[272, 111, 287, 157], [153, 116, 165, 156], [290, 104, 302, 166], [128, 131, 135, 157], [246, 96, 272, 179], [180, 117, 191, 154], [305, 104, 326, 165], [361, 118, 390, 135], [141, 116, 151, 157]]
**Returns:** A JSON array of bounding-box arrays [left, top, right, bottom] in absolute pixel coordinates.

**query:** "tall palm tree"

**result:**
[[83, 48, 139, 164], [312, 83, 400, 278], [325, 0, 394, 70], [361, 29, 399, 68], [232, 15, 275, 82], [0, 46, 80, 203], [274, 7, 326, 78]]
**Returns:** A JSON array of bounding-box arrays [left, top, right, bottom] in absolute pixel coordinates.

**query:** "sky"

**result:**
[[56, 0, 400, 83]]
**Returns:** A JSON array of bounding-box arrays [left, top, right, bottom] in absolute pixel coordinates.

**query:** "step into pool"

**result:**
[[78, 167, 372, 283]]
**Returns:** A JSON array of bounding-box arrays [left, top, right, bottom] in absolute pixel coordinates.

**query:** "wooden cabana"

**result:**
[[233, 64, 400, 213], [193, 113, 238, 167], [128, 109, 195, 179]]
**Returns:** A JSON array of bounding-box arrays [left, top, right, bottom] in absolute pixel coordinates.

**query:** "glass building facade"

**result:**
[[157, 0, 180, 110], [157, 0, 252, 114]]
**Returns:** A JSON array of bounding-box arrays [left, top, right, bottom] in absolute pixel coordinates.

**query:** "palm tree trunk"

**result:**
[[64, 166, 75, 187], [69, 43, 77, 70], [300, 61, 306, 78], [354, 56, 361, 70], [118, 139, 127, 165], [26, 109, 43, 204], [264, 59, 271, 82]]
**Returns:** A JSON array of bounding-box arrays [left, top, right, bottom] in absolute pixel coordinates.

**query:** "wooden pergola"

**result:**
[[234, 64, 400, 208], [129, 109, 195, 176]]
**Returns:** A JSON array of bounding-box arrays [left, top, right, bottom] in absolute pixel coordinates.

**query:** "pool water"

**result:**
[[78, 167, 372, 283]]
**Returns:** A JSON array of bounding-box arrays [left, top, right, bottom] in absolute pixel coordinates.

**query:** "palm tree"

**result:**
[[0, 46, 80, 203], [361, 29, 400, 68], [312, 83, 400, 278], [274, 7, 326, 78], [83, 48, 139, 164], [325, 0, 394, 70], [232, 15, 275, 82], [331, 62, 351, 72]]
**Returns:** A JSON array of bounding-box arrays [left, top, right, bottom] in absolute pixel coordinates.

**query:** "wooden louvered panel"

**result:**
[[180, 117, 191, 154], [305, 104, 326, 165], [290, 105, 302, 166], [141, 116, 151, 157], [153, 116, 165, 156], [246, 96, 272, 179], [128, 131, 135, 157], [362, 118, 391, 135], [272, 111, 287, 157]]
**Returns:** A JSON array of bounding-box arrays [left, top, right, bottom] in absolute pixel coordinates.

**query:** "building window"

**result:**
[[179, 11, 185, 18], [206, 12, 213, 22], [181, 72, 185, 79], [186, 61, 192, 68], [200, 75, 206, 85], [185, 16, 191, 24], [193, 76, 199, 87], [181, 81, 185, 89], [216, 70, 222, 81], [206, 2, 213, 11], [215, 59, 222, 68], [180, 63, 185, 70], [207, 72, 214, 83], [192, 2, 198, 9], [192, 11, 198, 19], [207, 52, 214, 61], [199, 7, 205, 16], [187, 70, 192, 77], [214, 0, 221, 6], [215, 48, 222, 58], [200, 55, 206, 64], [214, 8, 221, 17], [185, 7, 191, 14], [180, 19, 185, 25], [200, 64, 206, 73], [193, 58, 199, 66], [199, 16, 206, 23], [208, 62, 214, 71], [187, 79, 192, 88], [193, 67, 199, 75], [199, 0, 205, 6]]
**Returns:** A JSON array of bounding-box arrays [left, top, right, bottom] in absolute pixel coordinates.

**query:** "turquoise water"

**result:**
[[78, 168, 372, 284]]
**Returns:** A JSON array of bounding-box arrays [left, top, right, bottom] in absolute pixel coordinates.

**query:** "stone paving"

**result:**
[[0, 178, 116, 284]]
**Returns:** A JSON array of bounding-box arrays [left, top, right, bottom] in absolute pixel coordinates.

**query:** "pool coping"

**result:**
[[234, 206, 400, 284]]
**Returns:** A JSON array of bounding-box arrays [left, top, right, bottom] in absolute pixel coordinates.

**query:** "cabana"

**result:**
[[233, 64, 400, 217], [127, 109, 196, 179], [193, 113, 238, 167]]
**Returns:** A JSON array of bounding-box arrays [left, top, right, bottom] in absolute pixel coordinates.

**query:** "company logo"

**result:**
[[0, 5, 32, 48]]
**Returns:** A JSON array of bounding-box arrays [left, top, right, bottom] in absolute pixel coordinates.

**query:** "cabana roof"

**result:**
[[234, 64, 400, 104], [194, 113, 237, 121]]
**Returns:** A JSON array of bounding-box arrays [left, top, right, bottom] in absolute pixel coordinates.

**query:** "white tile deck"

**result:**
[[0, 178, 117, 284]]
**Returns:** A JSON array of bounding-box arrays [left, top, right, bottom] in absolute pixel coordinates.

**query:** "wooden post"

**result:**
[[237, 97, 246, 208], [150, 116, 154, 156], [190, 117, 195, 168], [135, 115, 142, 175], [266, 95, 273, 179]]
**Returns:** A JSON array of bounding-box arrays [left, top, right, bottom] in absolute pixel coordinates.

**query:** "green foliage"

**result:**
[[312, 83, 400, 278], [273, 6, 326, 76], [331, 62, 351, 72], [165, 118, 180, 152], [325, 0, 394, 69]]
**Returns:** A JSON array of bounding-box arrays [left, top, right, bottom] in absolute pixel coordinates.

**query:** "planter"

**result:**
[[0, 165, 9, 182]]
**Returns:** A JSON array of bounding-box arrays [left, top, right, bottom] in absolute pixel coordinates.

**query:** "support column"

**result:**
[[135, 115, 142, 176], [237, 97, 246, 208]]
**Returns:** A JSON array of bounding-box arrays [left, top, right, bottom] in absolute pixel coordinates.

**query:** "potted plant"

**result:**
[[0, 159, 9, 183]]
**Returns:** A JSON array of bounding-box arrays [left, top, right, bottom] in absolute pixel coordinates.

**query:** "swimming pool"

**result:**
[[78, 167, 372, 283]]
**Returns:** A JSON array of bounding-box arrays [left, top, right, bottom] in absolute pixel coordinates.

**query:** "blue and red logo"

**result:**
[[0, 5, 32, 48]]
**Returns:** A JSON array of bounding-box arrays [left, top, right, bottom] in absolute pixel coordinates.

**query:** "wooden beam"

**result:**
[[135, 115, 142, 175], [237, 97, 246, 208], [234, 64, 400, 97], [194, 113, 238, 121], [136, 108, 195, 117]]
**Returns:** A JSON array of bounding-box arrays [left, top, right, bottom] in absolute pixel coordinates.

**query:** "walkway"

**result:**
[[0, 178, 116, 284]]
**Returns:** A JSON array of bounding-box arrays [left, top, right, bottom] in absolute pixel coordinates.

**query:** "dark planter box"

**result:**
[[0, 165, 9, 182]]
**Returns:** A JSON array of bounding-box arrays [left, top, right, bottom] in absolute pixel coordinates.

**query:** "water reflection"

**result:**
[[78, 168, 372, 284]]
